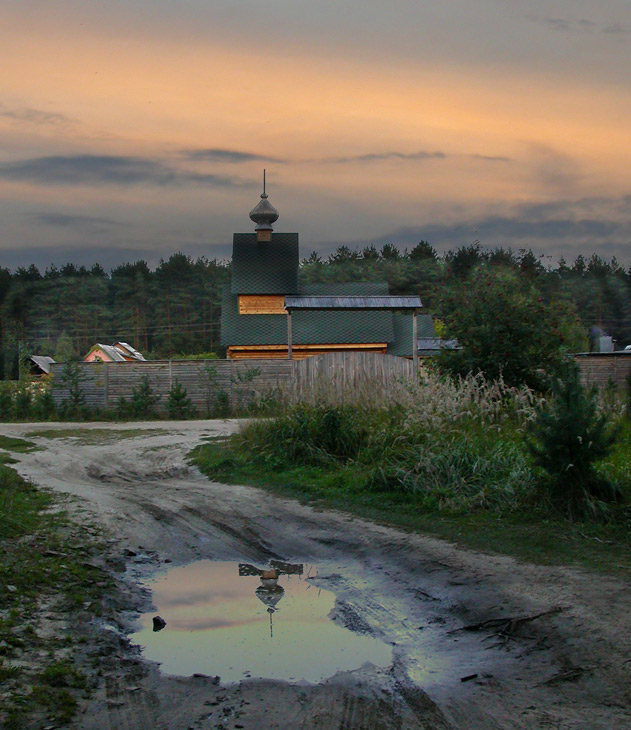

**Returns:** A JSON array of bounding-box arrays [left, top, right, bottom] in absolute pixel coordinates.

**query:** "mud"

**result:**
[[3, 419, 631, 729]]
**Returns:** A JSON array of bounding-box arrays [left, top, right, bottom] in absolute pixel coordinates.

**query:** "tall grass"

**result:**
[[211, 369, 630, 517]]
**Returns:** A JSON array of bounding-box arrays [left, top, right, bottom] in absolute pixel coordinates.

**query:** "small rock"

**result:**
[[152, 616, 167, 632], [6, 585, 17, 593], [123, 549, 137, 557]]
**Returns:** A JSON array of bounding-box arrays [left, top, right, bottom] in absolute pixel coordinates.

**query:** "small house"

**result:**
[[83, 342, 146, 363]]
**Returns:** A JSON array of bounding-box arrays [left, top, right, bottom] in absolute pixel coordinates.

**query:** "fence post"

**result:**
[[412, 309, 418, 369], [287, 311, 293, 360], [104, 363, 109, 409]]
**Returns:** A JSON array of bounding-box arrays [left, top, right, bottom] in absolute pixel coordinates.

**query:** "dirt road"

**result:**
[[4, 420, 631, 729]]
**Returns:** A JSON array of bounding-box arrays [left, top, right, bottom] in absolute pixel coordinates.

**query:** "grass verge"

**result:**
[[0, 462, 114, 728], [191, 439, 631, 576]]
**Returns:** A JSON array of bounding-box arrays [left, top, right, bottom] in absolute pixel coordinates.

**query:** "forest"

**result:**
[[1, 241, 630, 379]]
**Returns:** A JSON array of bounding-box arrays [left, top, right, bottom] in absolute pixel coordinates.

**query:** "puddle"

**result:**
[[131, 560, 392, 683]]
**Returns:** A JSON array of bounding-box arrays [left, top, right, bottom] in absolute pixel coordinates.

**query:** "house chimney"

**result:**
[[249, 170, 279, 242]]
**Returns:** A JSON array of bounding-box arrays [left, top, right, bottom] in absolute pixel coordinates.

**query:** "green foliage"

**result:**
[[33, 388, 56, 420], [128, 374, 160, 418], [166, 380, 193, 419], [58, 362, 86, 418], [196, 368, 630, 525], [527, 368, 621, 514], [53, 330, 77, 362], [0, 462, 110, 727], [0, 382, 14, 420], [438, 266, 587, 390], [240, 404, 370, 466], [14, 384, 33, 419], [172, 352, 219, 360], [199, 361, 233, 417]]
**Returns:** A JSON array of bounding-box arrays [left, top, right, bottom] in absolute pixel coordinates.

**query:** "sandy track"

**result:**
[[3, 420, 631, 730]]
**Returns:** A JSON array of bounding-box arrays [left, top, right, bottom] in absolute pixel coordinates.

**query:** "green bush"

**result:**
[[33, 389, 56, 421], [14, 385, 33, 419], [0, 384, 14, 421], [527, 368, 621, 515], [128, 374, 160, 418], [239, 404, 370, 466], [58, 362, 86, 418], [167, 380, 193, 419]]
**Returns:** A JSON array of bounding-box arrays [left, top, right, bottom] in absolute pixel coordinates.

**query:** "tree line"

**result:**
[[1, 242, 630, 380]]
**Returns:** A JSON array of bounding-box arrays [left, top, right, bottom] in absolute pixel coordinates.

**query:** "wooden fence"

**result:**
[[575, 353, 631, 390], [49, 352, 418, 414], [292, 351, 417, 404]]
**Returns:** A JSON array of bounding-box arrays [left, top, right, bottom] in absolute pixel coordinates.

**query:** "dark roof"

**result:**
[[284, 296, 422, 310], [221, 281, 395, 347], [231, 233, 299, 294], [29, 355, 55, 374]]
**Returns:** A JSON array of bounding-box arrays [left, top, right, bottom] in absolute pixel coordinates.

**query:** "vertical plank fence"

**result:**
[[49, 352, 419, 414]]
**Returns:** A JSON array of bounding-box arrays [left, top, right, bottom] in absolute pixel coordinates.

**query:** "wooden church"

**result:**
[[221, 188, 431, 360]]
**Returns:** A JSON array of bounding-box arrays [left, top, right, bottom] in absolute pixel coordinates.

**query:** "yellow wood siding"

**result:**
[[238, 295, 287, 315], [227, 343, 387, 360]]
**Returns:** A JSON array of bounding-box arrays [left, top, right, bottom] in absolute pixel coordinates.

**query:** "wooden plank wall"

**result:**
[[576, 354, 631, 390], [49, 360, 294, 414], [49, 352, 418, 413], [292, 351, 417, 404]]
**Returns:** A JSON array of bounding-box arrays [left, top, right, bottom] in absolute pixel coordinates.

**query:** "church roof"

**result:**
[[230, 233, 299, 295]]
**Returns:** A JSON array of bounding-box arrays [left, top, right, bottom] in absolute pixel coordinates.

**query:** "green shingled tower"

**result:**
[[221, 187, 432, 359]]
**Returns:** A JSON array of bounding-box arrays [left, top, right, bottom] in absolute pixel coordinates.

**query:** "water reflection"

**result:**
[[131, 560, 392, 683], [239, 561, 304, 637]]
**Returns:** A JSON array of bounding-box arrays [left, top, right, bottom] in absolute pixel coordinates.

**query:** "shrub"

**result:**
[[14, 385, 33, 420], [167, 380, 193, 419], [527, 368, 620, 515], [0, 384, 14, 421], [33, 389, 56, 421], [128, 374, 160, 418], [238, 403, 370, 466], [58, 362, 86, 418]]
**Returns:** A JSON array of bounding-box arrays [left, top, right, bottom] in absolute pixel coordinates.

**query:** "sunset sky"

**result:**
[[1, 0, 630, 270]]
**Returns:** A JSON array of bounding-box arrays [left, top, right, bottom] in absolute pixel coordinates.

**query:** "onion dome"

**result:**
[[249, 191, 279, 232]]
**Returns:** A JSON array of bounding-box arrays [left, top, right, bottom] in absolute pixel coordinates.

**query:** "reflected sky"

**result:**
[[131, 560, 393, 683]]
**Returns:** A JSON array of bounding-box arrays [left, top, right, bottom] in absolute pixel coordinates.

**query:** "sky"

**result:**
[[1, 0, 630, 270]]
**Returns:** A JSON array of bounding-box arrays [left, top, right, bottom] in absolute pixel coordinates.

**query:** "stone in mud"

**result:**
[[152, 615, 167, 631]]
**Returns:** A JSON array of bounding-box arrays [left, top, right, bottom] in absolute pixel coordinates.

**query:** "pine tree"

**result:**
[[167, 380, 193, 419], [527, 367, 620, 514]]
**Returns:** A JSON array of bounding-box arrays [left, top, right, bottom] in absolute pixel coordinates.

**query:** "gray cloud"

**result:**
[[0, 242, 234, 272], [0, 155, 246, 187], [34, 212, 124, 230], [603, 23, 631, 36], [0, 104, 73, 126], [182, 148, 285, 163], [526, 15, 631, 37], [327, 150, 447, 163], [313, 195, 631, 261], [469, 154, 512, 162], [182, 147, 511, 166], [526, 15, 596, 33]]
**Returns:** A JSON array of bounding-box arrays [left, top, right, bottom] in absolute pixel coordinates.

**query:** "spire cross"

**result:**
[[263, 169, 266, 196]]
